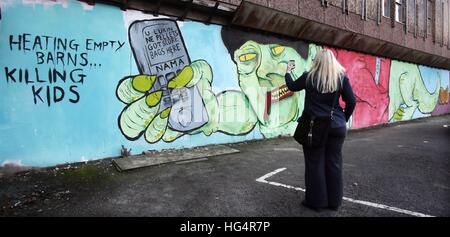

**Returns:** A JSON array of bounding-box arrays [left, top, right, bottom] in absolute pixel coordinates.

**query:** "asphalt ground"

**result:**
[[0, 115, 449, 217]]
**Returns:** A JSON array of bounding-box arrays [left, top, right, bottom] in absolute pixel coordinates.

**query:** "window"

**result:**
[[382, 0, 391, 17], [395, 0, 404, 23]]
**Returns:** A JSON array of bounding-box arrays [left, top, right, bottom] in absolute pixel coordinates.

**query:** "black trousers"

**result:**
[[302, 126, 347, 208]]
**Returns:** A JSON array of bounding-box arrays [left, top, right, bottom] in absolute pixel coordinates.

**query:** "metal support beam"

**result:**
[[377, 0, 381, 25], [153, 0, 162, 17], [441, 1, 444, 46], [405, 0, 408, 33], [414, 0, 417, 37], [178, 0, 193, 21], [361, 0, 367, 20], [391, 0, 396, 28], [448, 0, 450, 49], [425, 0, 428, 39], [120, 0, 128, 11], [206, 1, 220, 24], [433, 0, 436, 43], [342, 0, 348, 14]]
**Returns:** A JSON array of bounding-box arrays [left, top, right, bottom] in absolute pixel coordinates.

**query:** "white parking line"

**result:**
[[273, 148, 302, 152], [256, 168, 434, 217]]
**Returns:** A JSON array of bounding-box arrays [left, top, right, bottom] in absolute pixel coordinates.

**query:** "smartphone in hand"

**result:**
[[287, 60, 295, 72]]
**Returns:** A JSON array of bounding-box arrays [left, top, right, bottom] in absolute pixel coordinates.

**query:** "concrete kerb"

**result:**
[[112, 144, 241, 172]]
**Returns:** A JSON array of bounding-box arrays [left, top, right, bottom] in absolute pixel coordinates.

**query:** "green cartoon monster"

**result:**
[[117, 41, 320, 143], [389, 61, 441, 122], [232, 42, 320, 137]]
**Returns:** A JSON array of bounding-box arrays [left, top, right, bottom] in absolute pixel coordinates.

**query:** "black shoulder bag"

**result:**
[[293, 81, 341, 148]]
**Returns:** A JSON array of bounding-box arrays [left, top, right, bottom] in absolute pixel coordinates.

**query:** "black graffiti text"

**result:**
[[31, 85, 80, 106], [36, 51, 88, 67], [5, 67, 86, 84], [146, 35, 179, 48], [165, 43, 182, 56], [147, 46, 166, 59], [9, 33, 125, 53], [85, 39, 125, 52], [155, 58, 186, 74], [9, 33, 80, 52], [144, 27, 179, 40], [147, 42, 182, 59], [144, 24, 183, 61], [4, 67, 85, 106], [153, 27, 179, 40], [5, 33, 125, 107]]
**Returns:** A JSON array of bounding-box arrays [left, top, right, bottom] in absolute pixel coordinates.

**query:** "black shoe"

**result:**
[[301, 200, 321, 212]]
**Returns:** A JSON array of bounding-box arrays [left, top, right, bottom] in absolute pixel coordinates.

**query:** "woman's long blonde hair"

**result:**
[[307, 48, 346, 93]]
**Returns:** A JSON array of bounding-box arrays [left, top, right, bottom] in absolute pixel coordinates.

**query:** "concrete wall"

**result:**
[[243, 0, 450, 60], [0, 0, 449, 167]]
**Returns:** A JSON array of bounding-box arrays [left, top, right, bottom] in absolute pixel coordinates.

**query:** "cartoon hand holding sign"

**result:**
[[116, 20, 209, 143]]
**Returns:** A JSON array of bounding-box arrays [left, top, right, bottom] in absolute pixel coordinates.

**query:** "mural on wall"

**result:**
[[388, 61, 446, 122], [220, 28, 321, 138], [0, 1, 134, 167], [3, 31, 125, 107], [117, 19, 209, 143], [330, 49, 390, 129], [116, 20, 319, 143], [431, 71, 450, 116], [1, 1, 450, 167]]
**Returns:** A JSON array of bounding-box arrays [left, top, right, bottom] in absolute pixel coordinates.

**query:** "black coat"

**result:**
[[285, 72, 356, 128]]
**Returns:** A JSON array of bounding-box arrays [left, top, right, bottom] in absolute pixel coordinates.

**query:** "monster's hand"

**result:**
[[392, 106, 405, 121], [392, 102, 418, 122], [116, 60, 216, 143]]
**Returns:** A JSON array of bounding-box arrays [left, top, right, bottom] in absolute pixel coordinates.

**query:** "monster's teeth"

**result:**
[[271, 85, 292, 101]]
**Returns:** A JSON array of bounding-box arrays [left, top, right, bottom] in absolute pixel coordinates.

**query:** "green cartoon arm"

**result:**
[[394, 68, 440, 121], [396, 72, 419, 121], [237, 74, 269, 125], [167, 60, 258, 139], [116, 60, 258, 144]]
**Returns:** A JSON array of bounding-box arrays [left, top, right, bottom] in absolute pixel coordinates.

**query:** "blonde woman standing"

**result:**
[[285, 48, 356, 212]]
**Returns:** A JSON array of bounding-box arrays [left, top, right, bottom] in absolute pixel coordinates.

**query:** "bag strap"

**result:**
[[330, 77, 343, 119]]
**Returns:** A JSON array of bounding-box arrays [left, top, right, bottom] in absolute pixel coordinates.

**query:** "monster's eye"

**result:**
[[239, 53, 257, 62], [271, 46, 285, 55]]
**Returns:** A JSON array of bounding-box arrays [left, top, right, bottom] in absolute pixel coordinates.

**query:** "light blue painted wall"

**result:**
[[0, 1, 262, 167]]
